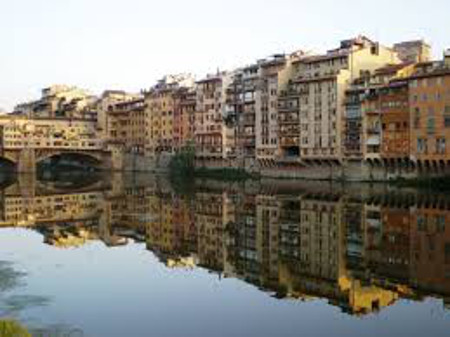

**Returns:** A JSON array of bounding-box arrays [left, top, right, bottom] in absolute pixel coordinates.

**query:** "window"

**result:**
[[444, 116, 450, 128], [437, 215, 446, 232], [417, 215, 426, 231], [414, 117, 420, 129], [437, 137, 446, 154], [445, 243, 450, 261], [417, 138, 427, 154], [427, 117, 435, 134]]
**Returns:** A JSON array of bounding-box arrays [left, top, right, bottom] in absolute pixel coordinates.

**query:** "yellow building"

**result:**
[[106, 98, 146, 155], [393, 40, 432, 64], [97, 90, 140, 138], [0, 116, 103, 152], [144, 75, 195, 158], [14, 85, 96, 120]]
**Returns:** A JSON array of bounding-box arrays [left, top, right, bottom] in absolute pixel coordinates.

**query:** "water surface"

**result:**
[[0, 173, 449, 337]]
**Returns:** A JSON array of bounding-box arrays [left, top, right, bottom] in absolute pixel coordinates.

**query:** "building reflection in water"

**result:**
[[1, 174, 450, 316]]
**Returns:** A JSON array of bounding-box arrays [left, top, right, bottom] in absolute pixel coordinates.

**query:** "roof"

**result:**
[[374, 63, 413, 75], [393, 40, 431, 48], [115, 98, 144, 106], [409, 66, 450, 80], [196, 76, 222, 84], [293, 75, 337, 84], [294, 50, 350, 64], [102, 90, 127, 97]]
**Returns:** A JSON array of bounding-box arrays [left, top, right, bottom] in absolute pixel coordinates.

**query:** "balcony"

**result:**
[[366, 136, 380, 146], [242, 139, 256, 147], [239, 116, 254, 126], [278, 105, 299, 112], [226, 97, 243, 105], [278, 116, 299, 125], [279, 128, 300, 137], [279, 89, 300, 98], [280, 138, 299, 146]]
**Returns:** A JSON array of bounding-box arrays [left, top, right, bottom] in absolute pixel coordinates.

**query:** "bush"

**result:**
[[0, 320, 30, 337], [169, 142, 196, 178]]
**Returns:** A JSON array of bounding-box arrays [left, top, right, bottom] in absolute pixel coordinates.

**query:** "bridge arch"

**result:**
[[0, 153, 18, 165], [0, 155, 18, 170], [36, 151, 104, 171]]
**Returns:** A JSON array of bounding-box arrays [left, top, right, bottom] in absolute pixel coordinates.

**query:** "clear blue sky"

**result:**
[[1, 0, 449, 110]]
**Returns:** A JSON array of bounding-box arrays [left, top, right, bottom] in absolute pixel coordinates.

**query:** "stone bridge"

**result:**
[[0, 116, 114, 172]]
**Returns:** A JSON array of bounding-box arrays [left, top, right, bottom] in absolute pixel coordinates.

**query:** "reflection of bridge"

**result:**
[[0, 116, 112, 171]]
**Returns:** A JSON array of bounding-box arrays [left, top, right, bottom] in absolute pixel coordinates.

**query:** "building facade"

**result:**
[[195, 73, 234, 161], [409, 65, 450, 165], [295, 36, 399, 163], [393, 40, 432, 64], [14, 85, 96, 120]]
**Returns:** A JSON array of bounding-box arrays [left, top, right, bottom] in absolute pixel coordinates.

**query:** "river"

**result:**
[[0, 172, 449, 337]]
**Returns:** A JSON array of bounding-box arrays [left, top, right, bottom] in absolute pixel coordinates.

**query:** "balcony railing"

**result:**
[[280, 128, 300, 136], [278, 116, 299, 124], [280, 138, 299, 146], [279, 89, 300, 97], [278, 105, 299, 112]]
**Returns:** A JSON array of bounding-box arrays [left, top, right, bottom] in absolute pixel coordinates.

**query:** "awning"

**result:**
[[366, 136, 380, 146]]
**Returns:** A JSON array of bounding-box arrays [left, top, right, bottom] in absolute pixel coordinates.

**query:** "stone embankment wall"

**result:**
[[116, 154, 450, 182], [194, 158, 450, 182]]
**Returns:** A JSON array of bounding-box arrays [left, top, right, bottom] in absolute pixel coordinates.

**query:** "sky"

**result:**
[[1, 0, 449, 111]]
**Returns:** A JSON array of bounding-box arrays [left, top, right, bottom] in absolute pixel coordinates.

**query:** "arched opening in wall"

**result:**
[[37, 153, 102, 175], [37, 170, 105, 191], [0, 157, 17, 187]]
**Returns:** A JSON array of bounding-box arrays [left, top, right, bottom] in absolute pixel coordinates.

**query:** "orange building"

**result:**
[[410, 207, 450, 297], [380, 80, 410, 160], [409, 66, 450, 165], [174, 88, 196, 150], [107, 98, 146, 154]]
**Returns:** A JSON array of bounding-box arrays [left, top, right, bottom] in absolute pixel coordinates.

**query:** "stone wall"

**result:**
[[194, 157, 450, 182]]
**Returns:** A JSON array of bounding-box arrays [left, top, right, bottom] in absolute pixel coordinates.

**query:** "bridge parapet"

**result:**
[[0, 116, 104, 150], [0, 116, 111, 171]]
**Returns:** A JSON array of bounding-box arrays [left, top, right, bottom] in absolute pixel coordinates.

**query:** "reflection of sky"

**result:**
[[1, 228, 450, 337]]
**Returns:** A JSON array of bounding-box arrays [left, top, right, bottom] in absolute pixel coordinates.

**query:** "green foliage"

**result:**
[[169, 142, 196, 178], [169, 141, 256, 183], [0, 320, 31, 337]]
